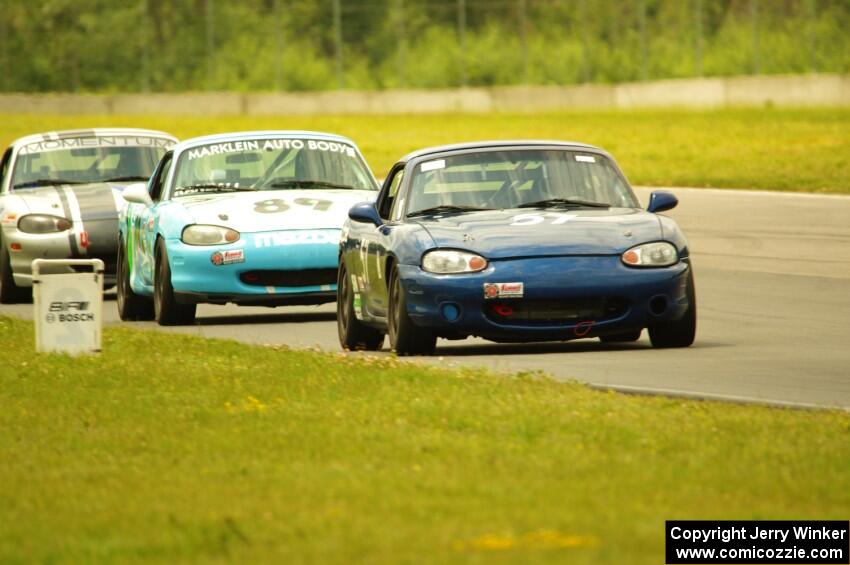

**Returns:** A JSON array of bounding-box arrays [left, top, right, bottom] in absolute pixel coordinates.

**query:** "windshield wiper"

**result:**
[[173, 183, 258, 195], [407, 205, 494, 218], [102, 175, 150, 183], [264, 180, 358, 190], [13, 179, 86, 189], [518, 198, 610, 209]]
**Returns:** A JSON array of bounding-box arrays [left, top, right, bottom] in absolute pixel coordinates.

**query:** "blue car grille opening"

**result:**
[[239, 269, 337, 288], [484, 297, 629, 326]]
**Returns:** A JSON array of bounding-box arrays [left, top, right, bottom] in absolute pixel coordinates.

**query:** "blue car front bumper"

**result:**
[[166, 229, 340, 306], [398, 255, 691, 342]]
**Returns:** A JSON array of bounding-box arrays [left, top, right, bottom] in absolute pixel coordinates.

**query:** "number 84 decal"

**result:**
[[510, 213, 576, 226], [254, 197, 333, 214]]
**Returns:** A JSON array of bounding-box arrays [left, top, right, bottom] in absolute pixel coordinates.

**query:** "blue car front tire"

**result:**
[[648, 270, 697, 348], [388, 265, 437, 356], [337, 259, 384, 351]]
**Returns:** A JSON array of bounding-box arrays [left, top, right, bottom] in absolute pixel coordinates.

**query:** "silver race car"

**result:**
[[0, 128, 177, 302]]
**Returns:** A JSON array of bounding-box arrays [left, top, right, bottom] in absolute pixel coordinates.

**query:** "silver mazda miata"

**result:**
[[0, 128, 176, 302]]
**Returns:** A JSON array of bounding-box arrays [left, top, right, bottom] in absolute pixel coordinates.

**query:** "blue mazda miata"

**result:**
[[337, 141, 696, 355]]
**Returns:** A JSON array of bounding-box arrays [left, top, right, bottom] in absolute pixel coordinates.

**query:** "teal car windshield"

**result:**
[[12, 137, 169, 189], [407, 149, 639, 215], [172, 138, 378, 195]]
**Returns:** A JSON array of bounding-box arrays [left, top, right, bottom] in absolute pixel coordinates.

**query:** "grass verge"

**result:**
[[2, 107, 849, 193], [0, 316, 848, 563]]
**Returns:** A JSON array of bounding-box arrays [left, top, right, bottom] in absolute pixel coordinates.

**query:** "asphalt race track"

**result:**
[[3, 188, 849, 409]]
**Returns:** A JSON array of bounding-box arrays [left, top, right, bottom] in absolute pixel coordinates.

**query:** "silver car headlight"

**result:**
[[422, 249, 488, 274], [622, 241, 678, 267], [18, 214, 72, 234], [181, 224, 240, 246]]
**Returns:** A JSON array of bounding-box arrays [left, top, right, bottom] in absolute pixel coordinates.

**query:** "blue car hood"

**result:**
[[415, 208, 662, 259]]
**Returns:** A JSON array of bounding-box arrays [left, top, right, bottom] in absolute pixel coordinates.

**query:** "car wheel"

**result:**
[[154, 238, 196, 326], [649, 270, 696, 348], [116, 239, 154, 321], [0, 234, 29, 304], [599, 329, 642, 343], [388, 265, 436, 356], [337, 260, 384, 351]]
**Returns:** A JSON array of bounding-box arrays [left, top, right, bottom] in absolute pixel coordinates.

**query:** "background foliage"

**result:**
[[0, 0, 848, 93]]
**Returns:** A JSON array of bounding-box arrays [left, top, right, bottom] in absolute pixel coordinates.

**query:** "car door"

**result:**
[[362, 164, 407, 318], [0, 148, 12, 194], [134, 151, 173, 285]]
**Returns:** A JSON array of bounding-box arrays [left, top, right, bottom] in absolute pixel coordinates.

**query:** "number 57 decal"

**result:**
[[510, 213, 576, 226]]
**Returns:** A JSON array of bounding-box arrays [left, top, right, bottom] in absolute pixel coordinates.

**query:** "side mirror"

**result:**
[[647, 190, 678, 214], [123, 183, 153, 206], [348, 202, 382, 226]]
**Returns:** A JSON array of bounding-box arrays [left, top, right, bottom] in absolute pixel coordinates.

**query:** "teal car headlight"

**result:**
[[18, 214, 72, 234], [622, 241, 678, 267], [181, 224, 240, 246]]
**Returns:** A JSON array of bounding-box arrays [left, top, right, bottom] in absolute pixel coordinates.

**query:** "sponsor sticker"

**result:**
[[45, 301, 95, 323], [483, 282, 524, 299], [210, 249, 245, 266], [254, 230, 339, 248], [420, 159, 446, 172], [575, 155, 596, 163]]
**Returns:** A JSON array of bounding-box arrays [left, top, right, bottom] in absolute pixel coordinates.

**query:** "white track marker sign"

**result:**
[[32, 259, 104, 355]]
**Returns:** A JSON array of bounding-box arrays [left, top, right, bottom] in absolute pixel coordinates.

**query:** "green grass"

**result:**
[[2, 107, 849, 193], [0, 316, 848, 563]]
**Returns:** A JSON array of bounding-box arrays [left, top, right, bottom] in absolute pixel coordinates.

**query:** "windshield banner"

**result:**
[[19, 136, 174, 154], [186, 139, 356, 160]]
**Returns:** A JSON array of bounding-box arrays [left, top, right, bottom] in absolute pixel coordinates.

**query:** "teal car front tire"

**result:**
[[154, 239, 196, 326], [116, 239, 154, 321]]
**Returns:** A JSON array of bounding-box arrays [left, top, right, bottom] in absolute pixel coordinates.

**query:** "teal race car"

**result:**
[[117, 131, 379, 325]]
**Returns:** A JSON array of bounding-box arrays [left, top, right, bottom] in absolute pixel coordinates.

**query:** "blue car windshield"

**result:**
[[407, 149, 639, 215], [172, 138, 378, 195]]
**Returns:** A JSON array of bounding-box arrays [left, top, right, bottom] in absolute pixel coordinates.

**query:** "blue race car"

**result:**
[[337, 141, 695, 355], [118, 131, 379, 325]]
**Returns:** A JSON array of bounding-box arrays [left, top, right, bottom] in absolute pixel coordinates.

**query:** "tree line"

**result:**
[[0, 0, 847, 93]]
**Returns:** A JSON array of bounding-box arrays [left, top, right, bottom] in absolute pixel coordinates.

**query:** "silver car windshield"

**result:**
[[11, 136, 171, 189], [407, 149, 639, 215], [172, 138, 378, 195]]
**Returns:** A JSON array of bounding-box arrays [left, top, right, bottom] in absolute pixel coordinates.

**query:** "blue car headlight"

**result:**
[[422, 249, 488, 274], [622, 241, 678, 267], [181, 224, 240, 246]]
